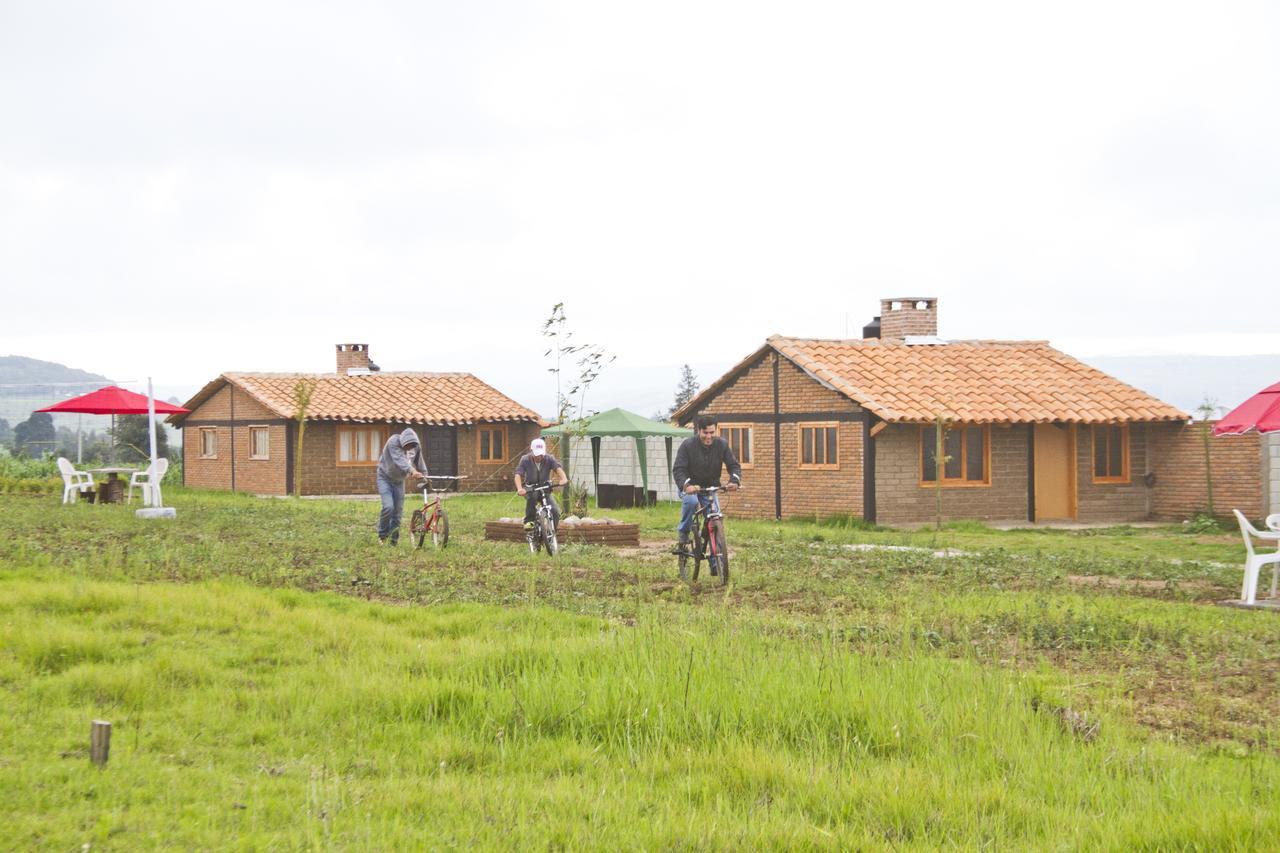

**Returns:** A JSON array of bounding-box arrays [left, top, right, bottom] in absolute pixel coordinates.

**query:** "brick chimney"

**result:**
[[878, 298, 938, 340], [335, 343, 371, 373]]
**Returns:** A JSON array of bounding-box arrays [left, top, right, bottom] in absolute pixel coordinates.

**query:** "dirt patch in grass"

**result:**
[[1066, 574, 1221, 598]]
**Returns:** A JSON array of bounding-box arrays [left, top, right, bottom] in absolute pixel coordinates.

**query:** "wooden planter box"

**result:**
[[484, 519, 640, 547]]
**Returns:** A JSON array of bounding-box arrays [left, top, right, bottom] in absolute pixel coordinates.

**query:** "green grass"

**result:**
[[3, 572, 1277, 849], [2, 488, 1279, 847]]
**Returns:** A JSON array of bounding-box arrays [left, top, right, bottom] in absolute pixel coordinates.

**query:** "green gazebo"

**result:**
[[541, 408, 690, 505]]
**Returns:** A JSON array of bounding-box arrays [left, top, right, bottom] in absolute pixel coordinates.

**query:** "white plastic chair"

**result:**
[[56, 457, 96, 505], [127, 457, 169, 506], [1231, 510, 1280, 605]]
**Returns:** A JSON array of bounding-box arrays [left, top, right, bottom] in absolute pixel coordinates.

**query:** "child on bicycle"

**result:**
[[672, 415, 741, 552], [514, 438, 568, 531]]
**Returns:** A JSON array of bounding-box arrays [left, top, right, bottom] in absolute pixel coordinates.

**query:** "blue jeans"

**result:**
[[677, 492, 714, 536], [376, 474, 405, 544]]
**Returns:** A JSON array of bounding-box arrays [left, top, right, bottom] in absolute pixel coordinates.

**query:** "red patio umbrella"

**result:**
[[36, 385, 190, 464], [1213, 381, 1280, 436], [36, 385, 189, 416]]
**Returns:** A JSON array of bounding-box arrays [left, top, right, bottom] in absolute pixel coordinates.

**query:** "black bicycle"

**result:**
[[677, 485, 731, 585], [526, 483, 560, 556]]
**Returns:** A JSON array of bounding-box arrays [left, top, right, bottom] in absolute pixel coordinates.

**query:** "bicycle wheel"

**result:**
[[709, 519, 729, 586], [542, 516, 558, 557], [432, 507, 450, 549], [690, 527, 703, 581], [410, 509, 428, 549]]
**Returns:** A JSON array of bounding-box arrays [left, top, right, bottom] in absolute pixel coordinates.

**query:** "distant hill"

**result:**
[[0, 356, 114, 427], [1081, 354, 1280, 417], [0, 355, 112, 386]]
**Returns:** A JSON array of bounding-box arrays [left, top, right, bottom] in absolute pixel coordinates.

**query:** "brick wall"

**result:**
[[874, 423, 1028, 525], [181, 383, 287, 494], [1149, 421, 1266, 520], [879, 298, 938, 339], [295, 421, 537, 495], [693, 352, 865, 521]]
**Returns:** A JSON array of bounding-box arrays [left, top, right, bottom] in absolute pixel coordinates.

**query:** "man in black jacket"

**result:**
[[672, 415, 741, 551]]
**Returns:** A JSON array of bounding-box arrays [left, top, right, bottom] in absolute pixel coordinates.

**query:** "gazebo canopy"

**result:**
[[541, 408, 691, 503], [541, 408, 689, 439]]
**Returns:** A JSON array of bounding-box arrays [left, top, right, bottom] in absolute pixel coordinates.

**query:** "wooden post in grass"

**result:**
[[90, 720, 111, 766], [1196, 397, 1217, 518], [935, 414, 946, 531]]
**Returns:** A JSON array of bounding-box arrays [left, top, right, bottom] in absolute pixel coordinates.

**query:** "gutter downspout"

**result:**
[[773, 352, 782, 520], [863, 416, 877, 524], [229, 385, 236, 493]]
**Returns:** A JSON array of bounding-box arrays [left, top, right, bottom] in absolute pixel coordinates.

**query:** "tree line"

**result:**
[[1, 412, 171, 463]]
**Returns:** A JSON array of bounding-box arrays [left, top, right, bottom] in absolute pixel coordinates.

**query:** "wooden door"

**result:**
[[424, 426, 456, 477], [1034, 423, 1076, 521]]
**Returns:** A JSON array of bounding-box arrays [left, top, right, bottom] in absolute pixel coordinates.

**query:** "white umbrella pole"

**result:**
[[146, 378, 159, 507], [136, 378, 175, 519]]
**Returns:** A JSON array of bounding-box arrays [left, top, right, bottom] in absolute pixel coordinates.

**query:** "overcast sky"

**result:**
[[3, 1, 1278, 417]]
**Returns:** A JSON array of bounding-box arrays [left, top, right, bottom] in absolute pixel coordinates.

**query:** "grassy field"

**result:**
[[2, 488, 1279, 848]]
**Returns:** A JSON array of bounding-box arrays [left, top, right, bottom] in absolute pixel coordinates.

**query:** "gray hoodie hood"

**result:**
[[376, 428, 426, 482]]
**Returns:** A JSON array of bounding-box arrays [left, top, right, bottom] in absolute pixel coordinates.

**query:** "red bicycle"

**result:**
[[409, 475, 465, 549]]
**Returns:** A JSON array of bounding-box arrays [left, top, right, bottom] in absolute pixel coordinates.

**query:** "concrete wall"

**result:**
[[1073, 423, 1154, 523], [874, 423, 1029, 525], [1266, 433, 1279, 517]]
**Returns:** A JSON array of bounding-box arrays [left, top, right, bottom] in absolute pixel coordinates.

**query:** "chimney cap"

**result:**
[[881, 297, 937, 308]]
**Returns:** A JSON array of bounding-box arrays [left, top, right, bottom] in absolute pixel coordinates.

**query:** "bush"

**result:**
[[0, 476, 59, 495], [1182, 512, 1225, 535], [0, 455, 58, 480]]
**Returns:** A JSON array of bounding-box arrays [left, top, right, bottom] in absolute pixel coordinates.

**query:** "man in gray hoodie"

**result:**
[[376, 428, 429, 545]]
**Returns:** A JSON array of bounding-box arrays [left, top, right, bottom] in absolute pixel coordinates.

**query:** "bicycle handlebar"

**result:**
[[689, 483, 740, 493], [418, 475, 468, 493]]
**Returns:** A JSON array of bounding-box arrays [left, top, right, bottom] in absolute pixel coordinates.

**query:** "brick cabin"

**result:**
[[170, 344, 544, 495], [674, 298, 1269, 525]]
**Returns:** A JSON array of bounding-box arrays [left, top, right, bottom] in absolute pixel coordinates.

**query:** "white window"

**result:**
[[338, 427, 385, 465], [200, 428, 217, 458], [249, 426, 270, 460], [719, 424, 753, 467]]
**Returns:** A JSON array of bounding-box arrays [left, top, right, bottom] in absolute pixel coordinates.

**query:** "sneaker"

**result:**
[[671, 534, 690, 555], [523, 521, 536, 531]]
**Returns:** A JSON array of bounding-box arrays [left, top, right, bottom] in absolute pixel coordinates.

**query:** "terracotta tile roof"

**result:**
[[171, 372, 544, 426], [678, 337, 1188, 425]]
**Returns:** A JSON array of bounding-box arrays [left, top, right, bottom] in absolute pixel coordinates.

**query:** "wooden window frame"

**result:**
[[1091, 424, 1130, 484], [335, 425, 387, 467], [797, 422, 840, 470], [477, 424, 508, 464], [248, 425, 270, 460], [918, 423, 992, 488], [199, 428, 217, 459], [718, 423, 754, 468]]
